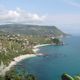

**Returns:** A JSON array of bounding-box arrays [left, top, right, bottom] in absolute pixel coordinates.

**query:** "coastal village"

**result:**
[[0, 33, 63, 76], [0, 33, 79, 80]]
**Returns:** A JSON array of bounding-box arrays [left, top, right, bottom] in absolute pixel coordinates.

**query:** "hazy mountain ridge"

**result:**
[[0, 24, 65, 36]]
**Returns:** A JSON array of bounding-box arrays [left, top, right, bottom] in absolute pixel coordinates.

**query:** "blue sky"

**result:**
[[0, 0, 80, 35]]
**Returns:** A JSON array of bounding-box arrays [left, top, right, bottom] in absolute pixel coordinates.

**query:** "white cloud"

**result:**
[[8, 10, 20, 17], [0, 8, 80, 25], [0, 6, 80, 26], [0, 8, 46, 24]]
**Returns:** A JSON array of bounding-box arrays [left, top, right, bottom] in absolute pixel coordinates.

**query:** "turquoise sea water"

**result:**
[[16, 36, 80, 80]]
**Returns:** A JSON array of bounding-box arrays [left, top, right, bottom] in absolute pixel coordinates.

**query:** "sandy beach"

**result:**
[[33, 44, 51, 49], [0, 44, 50, 76], [0, 54, 37, 76], [33, 44, 51, 54]]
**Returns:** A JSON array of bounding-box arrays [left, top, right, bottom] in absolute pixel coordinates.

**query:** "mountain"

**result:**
[[0, 24, 65, 36]]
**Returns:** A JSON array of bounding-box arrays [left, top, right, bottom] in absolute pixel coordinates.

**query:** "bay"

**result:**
[[15, 36, 80, 80]]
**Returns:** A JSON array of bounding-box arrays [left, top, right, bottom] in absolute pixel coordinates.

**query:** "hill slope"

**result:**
[[0, 24, 65, 36]]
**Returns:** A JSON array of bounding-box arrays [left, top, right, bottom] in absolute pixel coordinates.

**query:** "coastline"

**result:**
[[0, 54, 37, 76], [0, 44, 51, 76], [32, 44, 51, 53], [33, 44, 51, 49]]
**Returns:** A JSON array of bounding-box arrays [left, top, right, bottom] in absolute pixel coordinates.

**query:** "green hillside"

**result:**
[[0, 24, 65, 36]]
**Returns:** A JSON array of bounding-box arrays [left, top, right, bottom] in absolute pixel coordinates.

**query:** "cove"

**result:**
[[15, 36, 80, 80]]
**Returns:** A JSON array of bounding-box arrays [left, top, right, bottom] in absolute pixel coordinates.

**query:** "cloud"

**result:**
[[0, 6, 80, 26], [0, 8, 79, 25], [0, 8, 46, 24], [63, 0, 80, 8]]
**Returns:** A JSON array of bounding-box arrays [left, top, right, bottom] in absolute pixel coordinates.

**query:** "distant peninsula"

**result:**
[[0, 24, 66, 36]]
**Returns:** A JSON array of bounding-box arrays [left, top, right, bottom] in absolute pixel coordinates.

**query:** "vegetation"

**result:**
[[61, 73, 80, 80], [1, 72, 80, 80], [0, 68, 37, 80], [61, 73, 74, 80], [0, 24, 65, 36], [0, 32, 62, 72], [51, 38, 62, 45], [0, 34, 35, 66]]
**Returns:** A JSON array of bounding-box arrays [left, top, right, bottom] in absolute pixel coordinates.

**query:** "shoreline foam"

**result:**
[[33, 44, 51, 53], [33, 44, 51, 49], [0, 54, 36, 76], [0, 44, 50, 76]]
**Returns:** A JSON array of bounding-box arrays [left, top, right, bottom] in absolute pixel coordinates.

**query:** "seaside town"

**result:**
[[0, 32, 63, 79]]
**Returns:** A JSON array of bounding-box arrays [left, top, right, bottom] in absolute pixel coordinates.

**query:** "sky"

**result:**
[[0, 0, 80, 35]]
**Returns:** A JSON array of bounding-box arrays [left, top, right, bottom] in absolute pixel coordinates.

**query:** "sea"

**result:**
[[15, 36, 80, 80]]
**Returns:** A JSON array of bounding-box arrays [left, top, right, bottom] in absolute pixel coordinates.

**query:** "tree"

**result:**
[[51, 38, 60, 45], [61, 73, 74, 80], [4, 68, 37, 80], [26, 74, 37, 80]]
